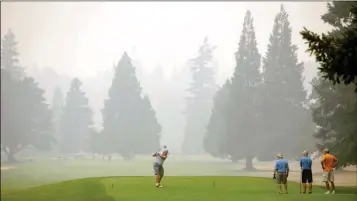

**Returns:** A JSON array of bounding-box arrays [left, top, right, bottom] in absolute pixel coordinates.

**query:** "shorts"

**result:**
[[301, 169, 313, 183], [276, 172, 287, 184], [153, 162, 164, 176], [322, 171, 334, 182]]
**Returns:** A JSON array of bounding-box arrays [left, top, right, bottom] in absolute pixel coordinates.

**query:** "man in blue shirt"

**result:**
[[300, 150, 313, 194], [274, 153, 289, 194]]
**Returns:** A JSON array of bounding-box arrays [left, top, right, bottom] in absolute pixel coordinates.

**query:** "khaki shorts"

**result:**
[[276, 173, 287, 184], [322, 171, 334, 182]]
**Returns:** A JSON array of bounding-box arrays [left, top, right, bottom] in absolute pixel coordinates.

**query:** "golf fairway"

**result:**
[[2, 176, 356, 201]]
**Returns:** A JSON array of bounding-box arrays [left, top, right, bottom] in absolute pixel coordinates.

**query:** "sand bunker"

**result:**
[[0, 165, 16, 171]]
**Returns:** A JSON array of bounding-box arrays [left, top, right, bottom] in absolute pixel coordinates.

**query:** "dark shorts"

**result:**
[[301, 169, 313, 183], [153, 162, 164, 176]]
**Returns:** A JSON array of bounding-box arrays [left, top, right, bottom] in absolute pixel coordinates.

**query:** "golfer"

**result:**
[[273, 153, 289, 194], [320, 148, 338, 194], [300, 150, 313, 194], [152, 146, 169, 188]]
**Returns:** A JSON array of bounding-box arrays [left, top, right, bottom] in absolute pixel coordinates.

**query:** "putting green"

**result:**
[[2, 176, 355, 201]]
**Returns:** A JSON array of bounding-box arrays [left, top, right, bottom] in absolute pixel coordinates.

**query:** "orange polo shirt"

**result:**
[[320, 153, 337, 172]]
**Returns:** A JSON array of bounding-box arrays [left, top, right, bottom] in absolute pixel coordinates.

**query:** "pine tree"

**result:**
[[59, 78, 93, 154], [304, 2, 357, 166], [204, 80, 231, 158], [1, 69, 54, 162], [260, 5, 309, 160], [1, 29, 25, 80], [226, 10, 263, 168], [301, 2, 357, 89], [102, 52, 161, 159], [182, 37, 217, 154]]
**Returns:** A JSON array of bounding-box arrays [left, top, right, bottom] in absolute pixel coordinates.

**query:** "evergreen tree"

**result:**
[[182, 37, 217, 154], [204, 80, 231, 158], [304, 2, 357, 166], [226, 10, 263, 168], [135, 95, 161, 153], [102, 52, 161, 159], [301, 2, 357, 90], [51, 87, 64, 154], [1, 29, 25, 80], [260, 5, 309, 160], [1, 69, 54, 162], [59, 78, 93, 154]]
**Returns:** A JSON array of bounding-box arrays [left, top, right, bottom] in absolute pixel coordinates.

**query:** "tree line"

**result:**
[[203, 3, 356, 169], [1, 2, 356, 167], [1, 32, 161, 161]]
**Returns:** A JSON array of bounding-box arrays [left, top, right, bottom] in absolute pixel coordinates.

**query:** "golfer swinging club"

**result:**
[[152, 145, 168, 188], [300, 150, 313, 194], [273, 153, 289, 194]]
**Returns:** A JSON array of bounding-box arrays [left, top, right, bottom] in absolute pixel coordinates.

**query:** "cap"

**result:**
[[277, 153, 283, 158], [322, 148, 329, 152], [302, 150, 308, 155]]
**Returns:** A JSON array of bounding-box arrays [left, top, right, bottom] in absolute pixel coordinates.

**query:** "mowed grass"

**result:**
[[1, 158, 238, 191], [2, 176, 356, 201], [1, 159, 356, 201]]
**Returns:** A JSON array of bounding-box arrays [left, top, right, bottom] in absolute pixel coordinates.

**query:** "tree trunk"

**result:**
[[243, 155, 255, 171]]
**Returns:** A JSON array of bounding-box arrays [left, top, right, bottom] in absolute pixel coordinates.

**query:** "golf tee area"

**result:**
[[1, 158, 356, 201]]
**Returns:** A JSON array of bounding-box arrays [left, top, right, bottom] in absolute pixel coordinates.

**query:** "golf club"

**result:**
[[299, 168, 302, 194]]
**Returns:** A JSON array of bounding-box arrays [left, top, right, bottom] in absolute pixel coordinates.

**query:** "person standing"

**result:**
[[300, 150, 313, 194], [320, 148, 339, 194], [273, 153, 289, 194], [152, 146, 169, 188]]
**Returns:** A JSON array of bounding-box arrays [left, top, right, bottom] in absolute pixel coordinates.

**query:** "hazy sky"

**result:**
[[2, 2, 331, 79]]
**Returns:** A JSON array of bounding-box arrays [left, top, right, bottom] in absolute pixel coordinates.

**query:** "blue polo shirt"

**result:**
[[275, 158, 289, 173], [300, 156, 312, 170]]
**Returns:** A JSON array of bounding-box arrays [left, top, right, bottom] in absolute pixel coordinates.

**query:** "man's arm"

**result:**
[[152, 152, 158, 157], [320, 155, 325, 169], [286, 163, 289, 177], [332, 156, 339, 168], [300, 159, 302, 169], [273, 162, 277, 175]]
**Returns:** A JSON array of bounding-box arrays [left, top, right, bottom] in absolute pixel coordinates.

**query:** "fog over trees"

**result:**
[[1, 2, 356, 168]]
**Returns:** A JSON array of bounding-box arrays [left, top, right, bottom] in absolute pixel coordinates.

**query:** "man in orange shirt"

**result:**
[[320, 148, 339, 194]]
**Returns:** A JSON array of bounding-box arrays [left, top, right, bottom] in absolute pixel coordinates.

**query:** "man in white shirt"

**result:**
[[152, 145, 169, 188]]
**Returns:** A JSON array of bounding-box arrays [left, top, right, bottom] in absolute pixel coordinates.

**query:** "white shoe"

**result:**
[[331, 190, 335, 194], [156, 184, 163, 188], [325, 191, 330, 194]]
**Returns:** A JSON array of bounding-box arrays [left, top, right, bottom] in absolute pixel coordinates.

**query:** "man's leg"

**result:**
[[302, 170, 307, 193], [302, 182, 307, 193], [153, 163, 161, 187], [330, 182, 335, 193], [322, 172, 330, 194], [325, 182, 330, 192], [283, 174, 288, 194], [308, 170, 313, 194], [276, 173, 282, 194], [159, 166, 164, 184], [329, 171, 335, 193], [308, 183, 312, 193]]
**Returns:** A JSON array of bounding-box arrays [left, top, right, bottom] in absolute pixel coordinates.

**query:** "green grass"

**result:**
[[2, 176, 356, 201], [1, 159, 356, 201]]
